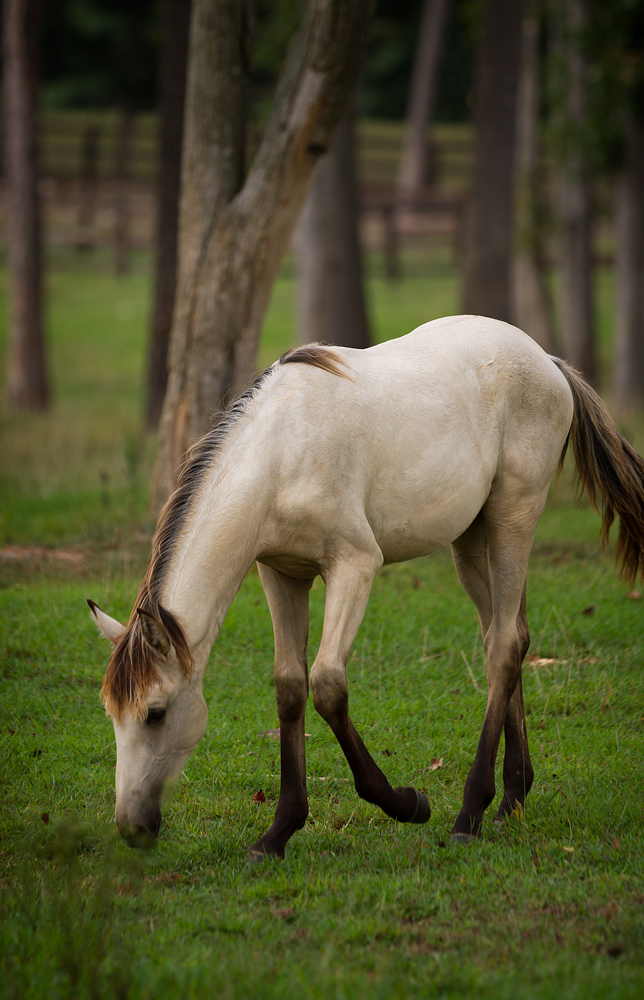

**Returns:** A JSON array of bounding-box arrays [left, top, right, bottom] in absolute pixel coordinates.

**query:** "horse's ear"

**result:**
[[137, 608, 171, 658], [87, 599, 126, 644]]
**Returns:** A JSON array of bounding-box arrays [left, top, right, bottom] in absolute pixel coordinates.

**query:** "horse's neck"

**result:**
[[158, 447, 265, 662]]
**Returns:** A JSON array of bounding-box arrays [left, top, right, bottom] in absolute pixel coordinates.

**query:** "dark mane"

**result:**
[[101, 346, 351, 718], [280, 344, 354, 380]]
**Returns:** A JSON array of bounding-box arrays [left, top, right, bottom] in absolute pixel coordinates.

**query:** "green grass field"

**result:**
[[1, 254, 643, 999]]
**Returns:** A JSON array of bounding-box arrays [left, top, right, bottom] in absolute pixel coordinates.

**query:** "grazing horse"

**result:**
[[90, 316, 644, 857]]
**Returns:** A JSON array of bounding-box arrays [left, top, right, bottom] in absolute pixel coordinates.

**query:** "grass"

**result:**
[[1, 252, 644, 999]]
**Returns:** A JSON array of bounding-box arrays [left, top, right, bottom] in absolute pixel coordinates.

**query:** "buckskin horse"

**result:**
[[89, 316, 644, 858]]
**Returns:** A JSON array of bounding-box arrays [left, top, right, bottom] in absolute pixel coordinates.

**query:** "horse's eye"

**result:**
[[146, 707, 166, 725]]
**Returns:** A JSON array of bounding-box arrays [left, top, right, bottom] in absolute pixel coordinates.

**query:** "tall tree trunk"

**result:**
[[462, 0, 525, 322], [3, 0, 48, 411], [397, 0, 450, 196], [146, 0, 192, 430], [295, 109, 370, 349], [75, 121, 99, 252], [113, 104, 133, 277], [556, 0, 595, 380], [512, 7, 553, 351], [153, 0, 374, 510], [613, 117, 644, 412]]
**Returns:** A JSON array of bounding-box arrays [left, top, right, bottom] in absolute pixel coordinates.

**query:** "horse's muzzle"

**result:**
[[116, 805, 161, 847]]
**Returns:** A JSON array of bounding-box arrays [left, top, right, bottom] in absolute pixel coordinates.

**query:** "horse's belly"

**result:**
[[372, 472, 491, 564]]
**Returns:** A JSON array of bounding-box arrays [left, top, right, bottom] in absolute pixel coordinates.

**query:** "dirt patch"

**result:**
[[0, 545, 85, 564]]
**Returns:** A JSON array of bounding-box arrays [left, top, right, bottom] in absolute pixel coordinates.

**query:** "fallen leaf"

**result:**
[[613, 836, 620, 850], [532, 849, 540, 869], [272, 908, 294, 920], [7, 727, 15, 735], [41, 813, 49, 825], [526, 656, 559, 667], [626, 591, 641, 600], [252, 790, 266, 803], [430, 756, 444, 770], [411, 576, 422, 589], [581, 605, 595, 616], [561, 845, 575, 853]]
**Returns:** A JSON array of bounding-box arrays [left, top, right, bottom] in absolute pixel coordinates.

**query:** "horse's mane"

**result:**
[[101, 345, 350, 719]]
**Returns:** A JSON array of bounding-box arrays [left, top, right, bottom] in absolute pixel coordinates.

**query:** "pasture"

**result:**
[[1, 252, 643, 999]]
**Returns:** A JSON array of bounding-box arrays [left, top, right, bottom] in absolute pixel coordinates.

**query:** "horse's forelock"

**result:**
[[100, 603, 194, 721]]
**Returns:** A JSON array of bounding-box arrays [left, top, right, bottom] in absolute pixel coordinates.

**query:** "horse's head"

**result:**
[[89, 600, 208, 847]]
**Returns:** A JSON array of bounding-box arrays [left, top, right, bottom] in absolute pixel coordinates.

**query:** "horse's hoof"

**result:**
[[493, 816, 506, 828], [449, 831, 477, 844], [248, 846, 284, 863], [410, 790, 431, 824]]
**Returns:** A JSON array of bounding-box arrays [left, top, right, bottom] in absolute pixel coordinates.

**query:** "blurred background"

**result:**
[[1, 0, 643, 560]]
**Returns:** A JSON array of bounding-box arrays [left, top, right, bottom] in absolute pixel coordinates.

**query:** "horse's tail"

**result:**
[[552, 357, 644, 585]]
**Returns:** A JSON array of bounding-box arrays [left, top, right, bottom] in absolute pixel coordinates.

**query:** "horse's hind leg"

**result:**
[[249, 564, 313, 860], [452, 520, 535, 827], [310, 550, 430, 825], [493, 584, 534, 824], [450, 505, 539, 841]]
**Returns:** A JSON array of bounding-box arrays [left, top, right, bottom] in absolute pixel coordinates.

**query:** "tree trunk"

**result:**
[[113, 104, 133, 277], [613, 117, 644, 412], [75, 121, 100, 252], [556, 0, 595, 380], [512, 7, 553, 352], [397, 0, 450, 196], [3, 0, 48, 411], [462, 0, 525, 322], [153, 0, 374, 510], [295, 109, 370, 349], [146, 0, 192, 430]]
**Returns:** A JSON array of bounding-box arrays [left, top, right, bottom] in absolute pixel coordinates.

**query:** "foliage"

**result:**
[[41, 0, 159, 110]]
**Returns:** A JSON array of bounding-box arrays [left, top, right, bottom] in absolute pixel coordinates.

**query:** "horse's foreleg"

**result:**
[[451, 513, 536, 842], [310, 553, 430, 825], [249, 564, 313, 860]]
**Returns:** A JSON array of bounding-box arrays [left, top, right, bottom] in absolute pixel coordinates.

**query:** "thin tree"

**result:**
[[3, 0, 48, 410], [397, 0, 450, 197], [554, 0, 595, 380], [295, 107, 370, 349], [462, 0, 525, 321], [153, 0, 374, 510], [146, 0, 192, 429], [613, 116, 644, 411], [512, 6, 553, 351]]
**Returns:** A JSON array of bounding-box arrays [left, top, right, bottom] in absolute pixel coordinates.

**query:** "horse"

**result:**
[[89, 315, 644, 858]]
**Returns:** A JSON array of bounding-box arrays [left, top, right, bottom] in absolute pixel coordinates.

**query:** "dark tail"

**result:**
[[552, 357, 644, 585]]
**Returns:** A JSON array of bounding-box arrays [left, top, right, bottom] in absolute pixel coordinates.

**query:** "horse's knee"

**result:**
[[274, 665, 308, 722], [310, 664, 348, 723]]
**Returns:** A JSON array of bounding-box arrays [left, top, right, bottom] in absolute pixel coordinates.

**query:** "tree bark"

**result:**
[[153, 0, 374, 510], [613, 116, 644, 412], [397, 0, 450, 196], [556, 0, 595, 380], [462, 0, 525, 322], [512, 7, 553, 352], [3, 0, 48, 411], [146, 0, 192, 430], [295, 109, 370, 349], [75, 121, 100, 252]]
